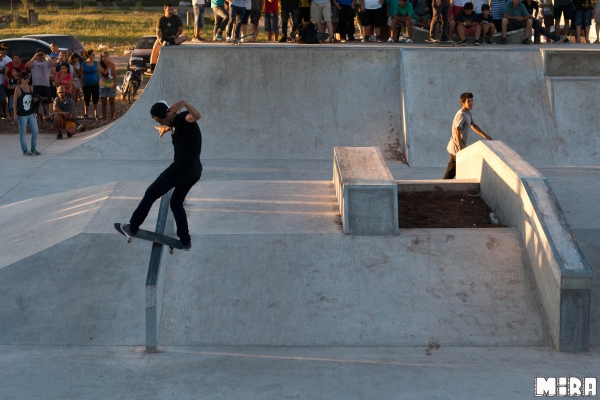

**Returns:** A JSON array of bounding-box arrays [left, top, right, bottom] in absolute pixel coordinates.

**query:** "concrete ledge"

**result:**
[[334, 147, 398, 236], [542, 50, 600, 76], [456, 140, 591, 352], [412, 26, 526, 44], [396, 179, 479, 195]]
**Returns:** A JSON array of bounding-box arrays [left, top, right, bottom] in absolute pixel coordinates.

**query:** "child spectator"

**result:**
[[573, 0, 593, 42], [4, 52, 25, 94], [456, 2, 482, 44], [359, 0, 385, 42], [211, 0, 229, 40], [69, 53, 83, 110], [264, 0, 280, 41], [7, 67, 19, 124], [480, 4, 497, 43], [389, 0, 418, 41], [54, 63, 73, 99]]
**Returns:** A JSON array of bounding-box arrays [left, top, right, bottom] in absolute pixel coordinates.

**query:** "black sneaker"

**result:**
[[460, 39, 467, 46], [486, 39, 495, 44], [474, 39, 480, 46], [57, 133, 63, 139], [31, 149, 41, 155], [120, 223, 137, 239], [501, 37, 507, 45], [522, 38, 531, 45], [180, 240, 192, 251], [67, 132, 73, 138]]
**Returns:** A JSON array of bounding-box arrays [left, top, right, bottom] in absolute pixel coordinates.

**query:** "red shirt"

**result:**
[[264, 0, 278, 13], [4, 62, 25, 87]]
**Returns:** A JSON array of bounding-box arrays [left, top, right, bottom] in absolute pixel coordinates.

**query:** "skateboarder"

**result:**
[[120, 100, 202, 250], [443, 92, 492, 179]]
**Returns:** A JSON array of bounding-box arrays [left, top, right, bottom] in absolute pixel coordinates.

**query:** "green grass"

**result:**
[[0, 7, 236, 52]]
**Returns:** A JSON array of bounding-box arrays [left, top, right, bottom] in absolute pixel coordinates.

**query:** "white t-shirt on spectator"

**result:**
[[0, 55, 11, 84], [364, 0, 382, 9], [245, 0, 251, 9], [452, 0, 469, 7], [192, 0, 203, 5]]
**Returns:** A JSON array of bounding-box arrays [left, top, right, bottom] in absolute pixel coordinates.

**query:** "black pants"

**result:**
[[213, 6, 229, 36], [83, 84, 99, 105], [532, 18, 560, 42], [337, 5, 355, 38], [281, 8, 299, 36], [130, 162, 201, 244], [443, 154, 456, 179], [299, 6, 311, 23], [430, 3, 449, 41]]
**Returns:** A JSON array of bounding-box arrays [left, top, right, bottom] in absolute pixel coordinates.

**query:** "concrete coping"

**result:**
[[334, 147, 398, 236]]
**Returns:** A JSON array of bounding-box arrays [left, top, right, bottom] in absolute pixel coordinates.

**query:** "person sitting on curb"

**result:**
[[149, 3, 188, 74], [443, 92, 493, 180], [53, 86, 76, 139], [501, 0, 533, 44], [388, 0, 418, 42], [479, 4, 496, 44], [455, 2, 482, 45]]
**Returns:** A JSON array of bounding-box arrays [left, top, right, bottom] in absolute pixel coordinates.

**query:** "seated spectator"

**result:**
[[490, 0, 507, 30], [573, 0, 593, 43], [389, 0, 418, 42], [456, 2, 482, 44], [54, 63, 73, 99], [53, 86, 76, 139], [0, 44, 11, 119], [7, 63, 19, 124], [24, 49, 57, 128], [150, 3, 188, 73], [359, 0, 384, 42], [501, 0, 533, 44], [412, 0, 432, 28], [524, 0, 567, 42], [264, 0, 280, 41], [480, 4, 497, 43]]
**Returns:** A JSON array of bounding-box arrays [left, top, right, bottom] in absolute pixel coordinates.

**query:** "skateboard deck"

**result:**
[[114, 223, 184, 253]]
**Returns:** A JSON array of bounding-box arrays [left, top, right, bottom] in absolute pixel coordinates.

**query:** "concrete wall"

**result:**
[[456, 140, 591, 351]]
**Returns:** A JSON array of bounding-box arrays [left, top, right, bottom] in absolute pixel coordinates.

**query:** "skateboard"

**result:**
[[426, 39, 458, 47], [114, 223, 184, 254]]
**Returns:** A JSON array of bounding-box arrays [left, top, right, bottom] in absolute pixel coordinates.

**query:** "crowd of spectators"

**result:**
[[195, 0, 599, 43], [0, 42, 119, 155]]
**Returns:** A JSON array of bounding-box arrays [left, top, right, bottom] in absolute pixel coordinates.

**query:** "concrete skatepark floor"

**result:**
[[398, 192, 495, 228]]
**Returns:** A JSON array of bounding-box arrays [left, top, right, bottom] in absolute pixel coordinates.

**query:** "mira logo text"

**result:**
[[535, 377, 597, 397]]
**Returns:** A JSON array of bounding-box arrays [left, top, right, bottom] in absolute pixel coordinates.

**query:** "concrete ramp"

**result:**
[[64, 46, 403, 161], [159, 229, 551, 347]]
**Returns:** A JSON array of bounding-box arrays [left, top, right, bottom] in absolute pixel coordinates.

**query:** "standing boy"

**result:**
[[443, 92, 493, 180]]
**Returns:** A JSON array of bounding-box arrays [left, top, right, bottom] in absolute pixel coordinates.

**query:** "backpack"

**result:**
[[295, 22, 320, 44]]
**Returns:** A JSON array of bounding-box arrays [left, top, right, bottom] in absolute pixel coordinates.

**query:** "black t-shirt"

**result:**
[[171, 111, 202, 168], [521, 0, 538, 14], [157, 14, 183, 38], [480, 13, 494, 24], [456, 10, 480, 25]]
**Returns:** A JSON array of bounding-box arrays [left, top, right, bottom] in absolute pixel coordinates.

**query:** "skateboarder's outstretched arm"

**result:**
[[168, 100, 201, 123], [471, 123, 493, 141]]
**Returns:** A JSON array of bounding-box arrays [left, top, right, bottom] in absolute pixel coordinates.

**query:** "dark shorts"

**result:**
[[33, 86, 52, 104], [574, 9, 592, 26], [360, 7, 383, 27], [553, 3, 574, 20], [506, 19, 528, 31], [161, 36, 177, 46], [242, 9, 261, 25]]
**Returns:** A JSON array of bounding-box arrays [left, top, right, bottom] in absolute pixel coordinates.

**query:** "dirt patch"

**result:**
[[399, 192, 501, 228]]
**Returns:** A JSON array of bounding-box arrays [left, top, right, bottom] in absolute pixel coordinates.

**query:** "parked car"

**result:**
[[128, 35, 156, 70], [22, 34, 84, 56], [0, 38, 52, 60]]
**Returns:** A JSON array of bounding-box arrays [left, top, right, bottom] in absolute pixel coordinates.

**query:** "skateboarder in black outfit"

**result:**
[[120, 100, 202, 250]]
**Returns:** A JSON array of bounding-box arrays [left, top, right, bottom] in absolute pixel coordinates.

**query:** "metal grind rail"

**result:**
[[145, 189, 174, 353]]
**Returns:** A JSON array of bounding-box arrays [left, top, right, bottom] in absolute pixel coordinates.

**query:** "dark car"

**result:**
[[0, 38, 52, 60], [22, 34, 84, 57], [128, 35, 156, 70]]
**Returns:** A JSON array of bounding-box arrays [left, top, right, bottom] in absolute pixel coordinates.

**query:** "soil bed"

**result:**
[[399, 192, 500, 228]]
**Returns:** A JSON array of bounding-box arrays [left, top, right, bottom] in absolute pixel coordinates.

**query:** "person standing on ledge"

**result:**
[[443, 92, 493, 179], [119, 100, 202, 250], [149, 3, 189, 74]]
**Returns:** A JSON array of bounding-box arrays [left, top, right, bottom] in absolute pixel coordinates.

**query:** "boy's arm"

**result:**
[[169, 100, 202, 122], [471, 123, 492, 140]]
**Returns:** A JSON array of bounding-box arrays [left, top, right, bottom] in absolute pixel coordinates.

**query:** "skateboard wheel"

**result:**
[[127, 238, 132, 243]]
